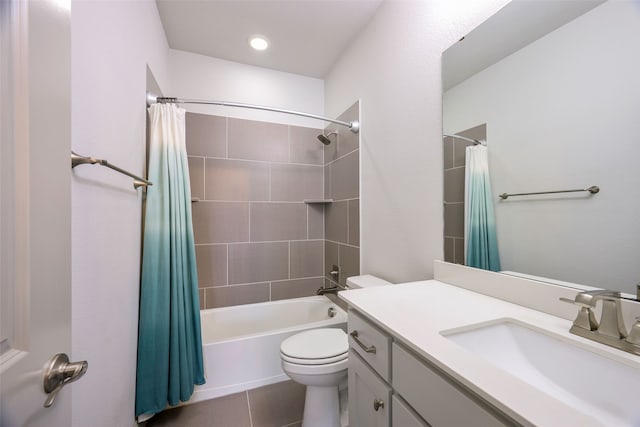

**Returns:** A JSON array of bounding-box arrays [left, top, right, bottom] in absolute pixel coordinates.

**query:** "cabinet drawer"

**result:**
[[392, 395, 430, 427], [392, 343, 515, 427], [348, 350, 391, 427], [348, 309, 391, 381]]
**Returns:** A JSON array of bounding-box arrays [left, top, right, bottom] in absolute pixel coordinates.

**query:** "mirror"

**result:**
[[442, 0, 640, 295]]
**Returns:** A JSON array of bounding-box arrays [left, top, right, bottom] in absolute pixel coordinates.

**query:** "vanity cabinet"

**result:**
[[392, 395, 429, 427], [393, 343, 514, 426], [348, 309, 517, 427], [348, 307, 391, 380], [348, 310, 392, 427], [348, 349, 391, 427]]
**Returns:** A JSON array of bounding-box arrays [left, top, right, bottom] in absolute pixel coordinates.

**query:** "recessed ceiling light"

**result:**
[[249, 36, 269, 51], [54, 0, 71, 10]]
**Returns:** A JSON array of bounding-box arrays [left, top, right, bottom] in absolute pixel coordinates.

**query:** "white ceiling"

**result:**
[[442, 0, 605, 91], [155, 0, 383, 79]]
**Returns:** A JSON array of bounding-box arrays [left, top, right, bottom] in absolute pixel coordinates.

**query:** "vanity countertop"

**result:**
[[339, 280, 640, 427]]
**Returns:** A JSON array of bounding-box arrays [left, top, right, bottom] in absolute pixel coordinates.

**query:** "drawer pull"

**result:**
[[350, 330, 377, 354], [373, 398, 385, 411]]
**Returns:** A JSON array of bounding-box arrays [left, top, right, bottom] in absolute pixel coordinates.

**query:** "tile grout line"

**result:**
[[321, 141, 326, 285], [322, 126, 326, 166], [325, 239, 359, 249], [325, 147, 359, 168], [346, 199, 350, 246], [193, 200, 313, 204], [288, 241, 291, 280], [328, 162, 332, 201], [205, 276, 326, 288], [268, 165, 272, 201], [187, 154, 323, 168], [201, 157, 206, 200], [225, 117, 229, 158], [246, 390, 254, 427], [287, 125, 291, 164], [337, 243, 341, 280], [453, 237, 459, 262], [322, 204, 326, 284]]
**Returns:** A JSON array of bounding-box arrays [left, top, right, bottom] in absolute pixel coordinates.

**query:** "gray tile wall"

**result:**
[[324, 102, 360, 288], [443, 124, 486, 265], [187, 112, 328, 309]]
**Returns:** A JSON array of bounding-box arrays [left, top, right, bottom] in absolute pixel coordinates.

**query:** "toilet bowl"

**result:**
[[280, 275, 394, 426], [280, 328, 348, 427]]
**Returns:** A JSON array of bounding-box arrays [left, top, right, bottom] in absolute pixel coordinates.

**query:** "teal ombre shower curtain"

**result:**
[[465, 145, 501, 271], [136, 103, 205, 417]]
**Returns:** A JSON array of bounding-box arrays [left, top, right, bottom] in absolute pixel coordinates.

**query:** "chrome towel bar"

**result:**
[[499, 185, 599, 200], [71, 151, 152, 189]]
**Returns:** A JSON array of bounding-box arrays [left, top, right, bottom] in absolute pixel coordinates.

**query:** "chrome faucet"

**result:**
[[317, 285, 341, 296], [561, 289, 640, 356]]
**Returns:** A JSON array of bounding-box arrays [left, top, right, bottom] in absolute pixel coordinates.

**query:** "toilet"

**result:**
[[281, 328, 348, 427], [280, 275, 392, 427]]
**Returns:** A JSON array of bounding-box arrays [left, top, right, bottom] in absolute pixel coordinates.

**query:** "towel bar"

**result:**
[[499, 186, 599, 200], [71, 151, 152, 189]]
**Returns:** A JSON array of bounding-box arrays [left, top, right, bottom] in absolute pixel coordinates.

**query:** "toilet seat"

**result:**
[[280, 328, 348, 365], [281, 350, 347, 365], [281, 356, 349, 376]]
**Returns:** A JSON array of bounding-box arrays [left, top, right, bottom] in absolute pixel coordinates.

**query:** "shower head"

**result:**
[[317, 131, 338, 145]]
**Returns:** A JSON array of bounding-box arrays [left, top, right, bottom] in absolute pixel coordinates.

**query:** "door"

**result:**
[[0, 1, 75, 426]]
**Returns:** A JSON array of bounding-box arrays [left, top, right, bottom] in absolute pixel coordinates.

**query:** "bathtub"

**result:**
[[189, 295, 347, 404]]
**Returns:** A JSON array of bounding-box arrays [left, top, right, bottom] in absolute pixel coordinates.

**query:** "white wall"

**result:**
[[168, 49, 324, 128], [443, 1, 640, 292], [324, 0, 508, 283], [71, 1, 169, 425], [71, 4, 324, 424]]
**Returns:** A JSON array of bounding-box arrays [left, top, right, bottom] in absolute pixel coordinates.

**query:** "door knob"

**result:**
[[373, 398, 385, 411], [43, 353, 88, 408]]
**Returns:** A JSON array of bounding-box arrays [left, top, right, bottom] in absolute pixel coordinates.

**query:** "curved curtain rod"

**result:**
[[147, 93, 360, 134], [443, 133, 485, 146]]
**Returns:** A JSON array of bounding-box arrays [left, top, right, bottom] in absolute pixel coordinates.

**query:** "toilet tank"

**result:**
[[346, 275, 393, 289]]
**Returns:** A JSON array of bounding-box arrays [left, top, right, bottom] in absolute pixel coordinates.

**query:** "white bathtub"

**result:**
[[189, 295, 347, 404]]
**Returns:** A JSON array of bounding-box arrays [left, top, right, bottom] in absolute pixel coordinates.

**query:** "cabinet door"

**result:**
[[392, 343, 515, 427], [392, 395, 430, 427], [349, 349, 391, 427]]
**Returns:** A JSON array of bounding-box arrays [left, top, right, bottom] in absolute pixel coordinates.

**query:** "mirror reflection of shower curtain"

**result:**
[[464, 145, 501, 271], [136, 103, 205, 418]]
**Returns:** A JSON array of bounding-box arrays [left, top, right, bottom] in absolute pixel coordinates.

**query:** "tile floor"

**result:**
[[143, 380, 305, 427]]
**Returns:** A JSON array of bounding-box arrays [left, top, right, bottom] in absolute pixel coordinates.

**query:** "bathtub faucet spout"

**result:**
[[317, 285, 341, 296]]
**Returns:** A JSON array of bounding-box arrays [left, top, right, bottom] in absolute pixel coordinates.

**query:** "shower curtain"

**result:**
[[136, 103, 205, 417], [465, 145, 501, 271]]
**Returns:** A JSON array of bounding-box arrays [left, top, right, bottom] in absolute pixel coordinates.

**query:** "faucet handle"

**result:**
[[589, 292, 628, 339], [560, 297, 593, 309], [560, 297, 599, 331], [625, 317, 640, 346]]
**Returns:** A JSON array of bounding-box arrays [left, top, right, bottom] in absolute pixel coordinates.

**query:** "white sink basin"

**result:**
[[442, 319, 640, 426]]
